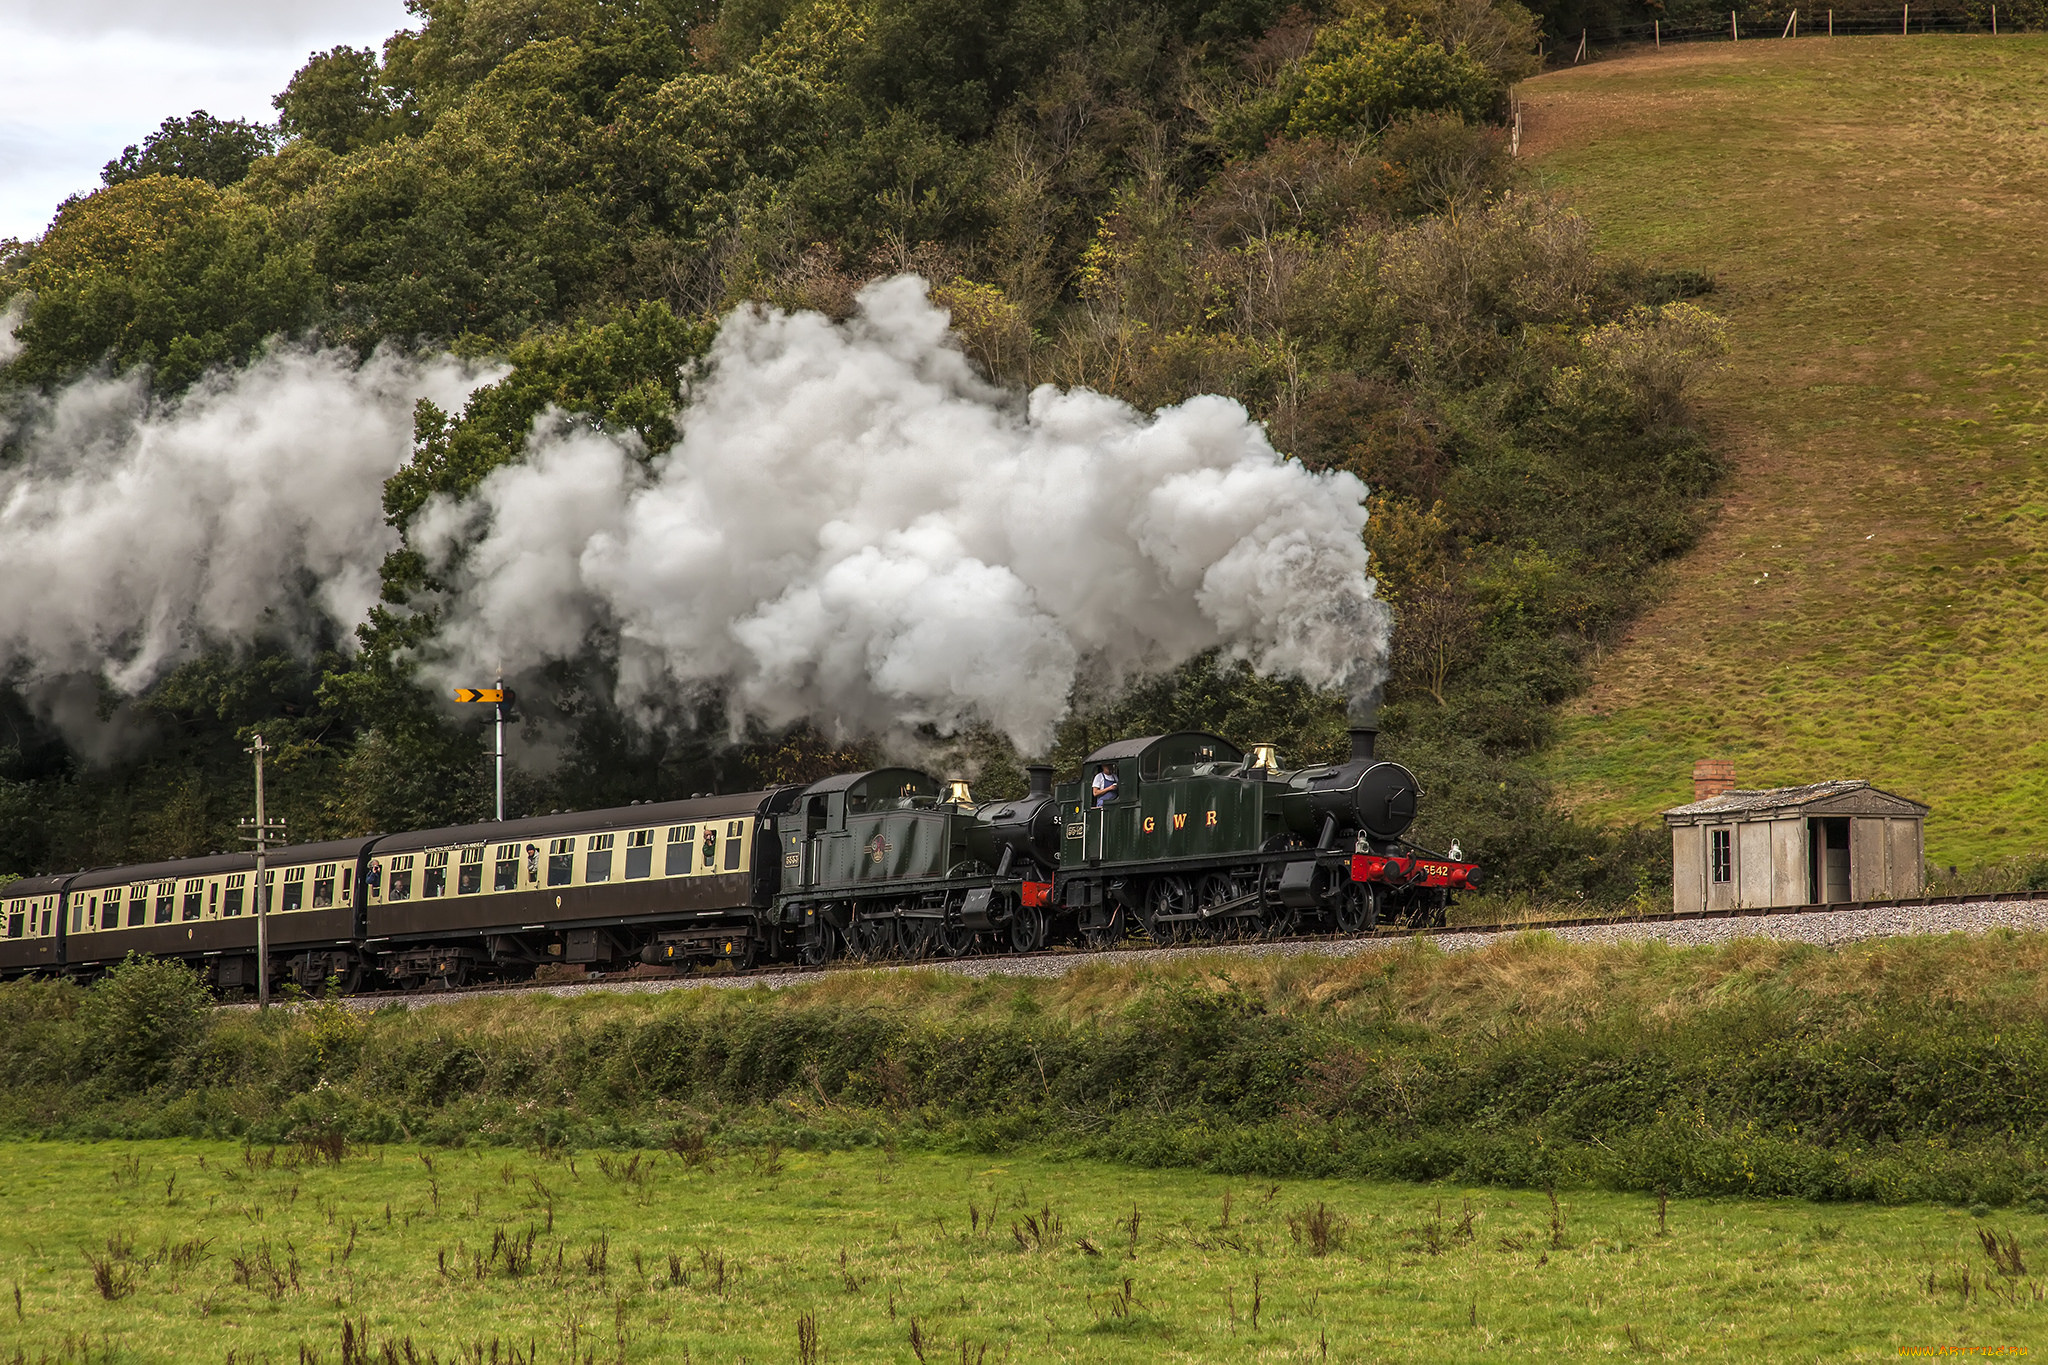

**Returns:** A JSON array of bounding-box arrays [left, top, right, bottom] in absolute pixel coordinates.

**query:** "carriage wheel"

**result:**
[[1142, 876, 1192, 945]]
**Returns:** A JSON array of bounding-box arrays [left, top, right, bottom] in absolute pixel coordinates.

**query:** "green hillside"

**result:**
[[1525, 35, 2048, 869]]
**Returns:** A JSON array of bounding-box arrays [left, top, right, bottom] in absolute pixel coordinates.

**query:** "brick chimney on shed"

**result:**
[[1692, 758, 1736, 802]]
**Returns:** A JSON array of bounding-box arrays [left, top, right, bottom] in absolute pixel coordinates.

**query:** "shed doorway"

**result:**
[[1808, 818, 1850, 903]]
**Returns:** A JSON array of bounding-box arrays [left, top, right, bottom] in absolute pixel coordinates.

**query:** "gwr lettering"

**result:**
[[1172, 813, 1187, 830]]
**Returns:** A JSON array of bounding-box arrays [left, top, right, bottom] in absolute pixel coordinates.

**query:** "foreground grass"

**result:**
[[1522, 36, 2048, 868], [1, 1140, 2045, 1363]]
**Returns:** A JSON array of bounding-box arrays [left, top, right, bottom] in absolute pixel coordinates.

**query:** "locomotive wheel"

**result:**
[[1142, 876, 1192, 945], [852, 916, 900, 960], [1009, 904, 1048, 954], [796, 926, 838, 968], [902, 919, 941, 961], [1333, 883, 1377, 935], [1195, 874, 1239, 939], [1081, 907, 1126, 951], [1262, 902, 1300, 939], [937, 922, 977, 957]]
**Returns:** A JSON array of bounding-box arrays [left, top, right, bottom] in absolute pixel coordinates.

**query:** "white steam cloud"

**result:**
[[417, 276, 1386, 751], [0, 346, 496, 691]]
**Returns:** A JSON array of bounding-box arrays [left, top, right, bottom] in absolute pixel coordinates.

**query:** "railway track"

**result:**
[[234, 885, 2048, 1011]]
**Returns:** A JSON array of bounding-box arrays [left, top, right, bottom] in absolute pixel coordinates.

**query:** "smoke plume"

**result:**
[[417, 276, 1387, 751], [0, 345, 495, 691]]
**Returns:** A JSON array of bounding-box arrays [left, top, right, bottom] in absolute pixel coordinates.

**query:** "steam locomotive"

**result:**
[[0, 716, 1478, 991]]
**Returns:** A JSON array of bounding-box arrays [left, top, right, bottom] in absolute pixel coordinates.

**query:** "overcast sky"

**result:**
[[0, 0, 411, 241]]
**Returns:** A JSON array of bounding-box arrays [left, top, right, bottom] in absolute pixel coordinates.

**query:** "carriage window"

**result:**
[[666, 826, 695, 876], [182, 880, 205, 921], [342, 866, 353, 905], [5, 906, 19, 939], [311, 864, 336, 908], [585, 833, 615, 884], [547, 838, 575, 887], [72, 899, 84, 934], [281, 866, 306, 913], [422, 850, 449, 898], [123, 888, 142, 927], [625, 829, 654, 880], [723, 820, 745, 871], [223, 874, 246, 918], [458, 845, 485, 896], [494, 844, 519, 892], [41, 903, 53, 936], [389, 856, 414, 901], [155, 883, 175, 924], [701, 825, 718, 872]]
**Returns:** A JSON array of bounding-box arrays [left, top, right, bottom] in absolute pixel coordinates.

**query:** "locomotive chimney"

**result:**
[[1348, 687, 1381, 764], [1026, 765, 1053, 798], [1693, 758, 1735, 802]]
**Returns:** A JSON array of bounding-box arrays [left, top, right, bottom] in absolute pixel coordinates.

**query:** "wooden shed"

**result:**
[[1662, 780, 1929, 914]]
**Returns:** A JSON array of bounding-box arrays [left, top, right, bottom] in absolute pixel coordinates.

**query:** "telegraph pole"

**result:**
[[239, 734, 285, 1009]]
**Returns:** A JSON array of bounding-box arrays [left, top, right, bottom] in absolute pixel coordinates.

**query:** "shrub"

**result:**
[[76, 954, 214, 1091]]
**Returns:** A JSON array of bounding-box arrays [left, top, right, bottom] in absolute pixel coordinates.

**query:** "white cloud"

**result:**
[[0, 1, 409, 240]]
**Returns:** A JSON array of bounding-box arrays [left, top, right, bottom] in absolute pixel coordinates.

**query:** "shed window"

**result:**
[[666, 826, 695, 876], [624, 829, 654, 880], [458, 845, 485, 896], [493, 844, 519, 893], [1710, 829, 1732, 885], [586, 833, 615, 883], [547, 838, 575, 887]]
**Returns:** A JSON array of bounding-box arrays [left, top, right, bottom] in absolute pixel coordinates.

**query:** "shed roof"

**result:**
[[1662, 779, 1929, 825]]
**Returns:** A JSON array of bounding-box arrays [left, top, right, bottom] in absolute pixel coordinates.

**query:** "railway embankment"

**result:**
[[9, 922, 2048, 1210]]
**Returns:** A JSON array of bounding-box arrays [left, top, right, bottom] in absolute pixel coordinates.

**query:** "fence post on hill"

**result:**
[[1575, 28, 1587, 61], [1903, 2, 1909, 32], [1732, 11, 1740, 39], [1655, 17, 1662, 45], [1991, 4, 1997, 31], [1511, 101, 1522, 154], [1829, 7, 1834, 33], [1783, 10, 1797, 36]]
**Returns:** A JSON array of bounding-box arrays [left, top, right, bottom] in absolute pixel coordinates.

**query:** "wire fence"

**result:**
[[1545, 2, 2034, 60]]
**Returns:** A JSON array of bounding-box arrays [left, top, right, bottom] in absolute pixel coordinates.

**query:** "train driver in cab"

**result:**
[[1091, 764, 1119, 808]]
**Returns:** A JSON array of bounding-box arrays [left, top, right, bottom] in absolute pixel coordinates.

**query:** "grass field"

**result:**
[[1520, 35, 2048, 868], [0, 1139, 2044, 1363]]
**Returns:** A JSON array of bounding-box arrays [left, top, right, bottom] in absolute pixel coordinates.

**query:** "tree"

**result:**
[[101, 111, 279, 188], [274, 46, 404, 154]]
